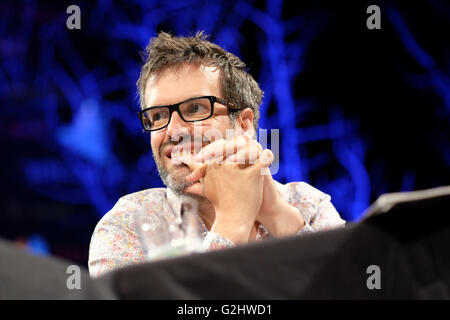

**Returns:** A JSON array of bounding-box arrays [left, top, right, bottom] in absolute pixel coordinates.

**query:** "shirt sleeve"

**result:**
[[202, 231, 235, 250], [89, 195, 239, 277], [296, 220, 315, 235], [288, 182, 346, 235]]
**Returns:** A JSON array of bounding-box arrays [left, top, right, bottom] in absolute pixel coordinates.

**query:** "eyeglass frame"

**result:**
[[137, 95, 240, 132]]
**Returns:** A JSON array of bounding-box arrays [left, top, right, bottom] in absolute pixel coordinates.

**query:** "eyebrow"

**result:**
[[149, 95, 207, 108]]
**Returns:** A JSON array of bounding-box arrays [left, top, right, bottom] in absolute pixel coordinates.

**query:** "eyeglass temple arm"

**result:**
[[215, 97, 240, 110]]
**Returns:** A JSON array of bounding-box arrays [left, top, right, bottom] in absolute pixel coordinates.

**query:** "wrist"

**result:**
[[260, 200, 305, 237], [211, 211, 255, 245], [257, 196, 285, 230]]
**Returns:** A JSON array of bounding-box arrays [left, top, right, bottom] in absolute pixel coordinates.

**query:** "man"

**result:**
[[88, 31, 345, 278]]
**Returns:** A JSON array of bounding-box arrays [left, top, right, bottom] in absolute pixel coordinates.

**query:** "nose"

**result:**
[[166, 111, 191, 142]]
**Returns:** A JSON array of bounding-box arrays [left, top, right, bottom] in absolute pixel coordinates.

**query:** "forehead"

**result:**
[[144, 63, 222, 107]]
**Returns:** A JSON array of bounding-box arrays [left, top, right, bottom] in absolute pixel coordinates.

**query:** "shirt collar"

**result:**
[[166, 187, 208, 236], [166, 187, 182, 219]]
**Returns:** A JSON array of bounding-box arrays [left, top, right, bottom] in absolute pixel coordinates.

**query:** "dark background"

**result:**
[[1, 0, 449, 267]]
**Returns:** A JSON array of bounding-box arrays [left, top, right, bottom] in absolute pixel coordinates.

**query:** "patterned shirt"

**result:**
[[88, 181, 346, 278]]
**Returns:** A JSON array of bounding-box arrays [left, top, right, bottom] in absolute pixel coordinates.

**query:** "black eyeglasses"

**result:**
[[137, 96, 240, 132]]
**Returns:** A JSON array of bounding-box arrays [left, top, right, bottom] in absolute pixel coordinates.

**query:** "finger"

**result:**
[[186, 163, 208, 182], [194, 138, 225, 163], [187, 154, 227, 182], [259, 149, 274, 168], [171, 141, 200, 160], [171, 152, 195, 166], [224, 135, 248, 158], [226, 145, 261, 164], [243, 130, 254, 139], [195, 136, 248, 162]]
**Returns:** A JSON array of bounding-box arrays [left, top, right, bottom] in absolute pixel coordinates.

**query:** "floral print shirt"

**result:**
[[88, 181, 346, 278]]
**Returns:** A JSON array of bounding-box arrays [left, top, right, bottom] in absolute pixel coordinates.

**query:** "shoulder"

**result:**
[[120, 187, 167, 206], [94, 188, 168, 232], [276, 181, 330, 204], [275, 180, 346, 229], [88, 188, 168, 276]]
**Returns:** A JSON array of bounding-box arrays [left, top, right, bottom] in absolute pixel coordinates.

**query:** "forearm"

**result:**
[[258, 199, 305, 238]]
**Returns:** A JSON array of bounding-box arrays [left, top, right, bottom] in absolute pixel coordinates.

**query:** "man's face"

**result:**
[[144, 63, 235, 197]]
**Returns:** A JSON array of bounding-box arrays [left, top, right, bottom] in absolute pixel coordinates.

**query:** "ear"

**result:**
[[236, 108, 254, 136]]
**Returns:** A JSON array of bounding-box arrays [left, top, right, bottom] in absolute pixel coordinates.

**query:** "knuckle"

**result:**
[[237, 135, 247, 144], [257, 143, 263, 151]]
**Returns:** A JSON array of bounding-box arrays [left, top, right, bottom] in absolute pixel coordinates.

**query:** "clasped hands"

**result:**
[[171, 132, 305, 244]]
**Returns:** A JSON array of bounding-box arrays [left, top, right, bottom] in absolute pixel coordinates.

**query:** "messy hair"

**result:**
[[136, 31, 263, 131]]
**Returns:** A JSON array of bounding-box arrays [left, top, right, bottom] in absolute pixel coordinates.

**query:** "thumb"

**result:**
[[186, 163, 207, 183], [259, 149, 274, 167]]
